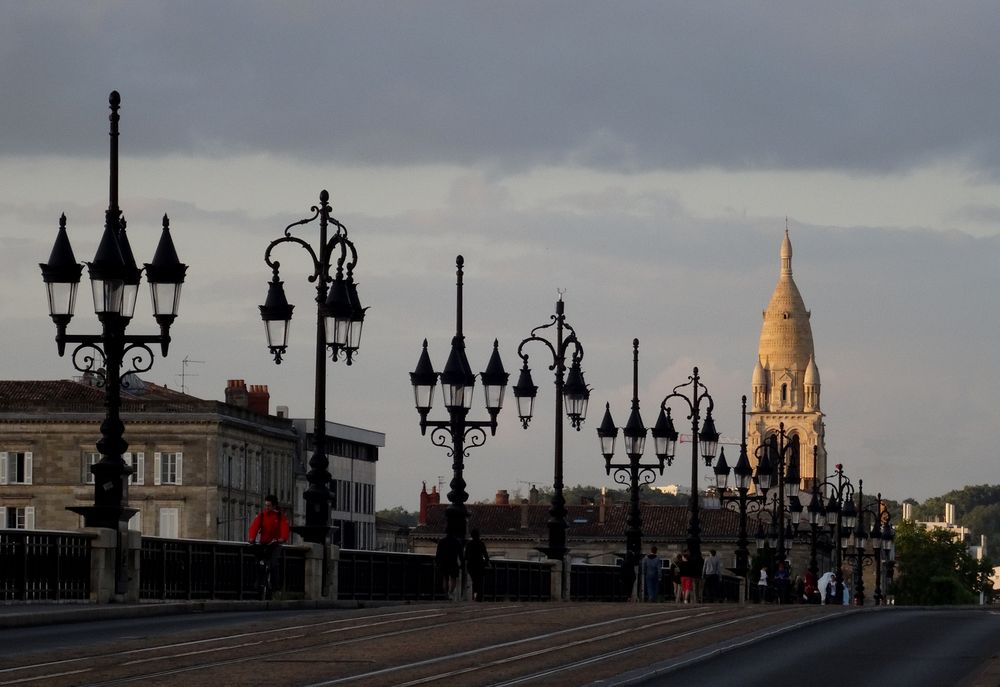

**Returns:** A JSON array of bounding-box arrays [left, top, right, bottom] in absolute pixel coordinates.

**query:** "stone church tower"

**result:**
[[748, 230, 826, 487]]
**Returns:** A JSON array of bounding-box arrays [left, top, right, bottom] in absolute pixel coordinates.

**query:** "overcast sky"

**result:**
[[2, 2, 998, 511]]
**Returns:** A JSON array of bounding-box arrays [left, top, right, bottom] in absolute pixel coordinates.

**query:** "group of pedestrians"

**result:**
[[635, 547, 724, 603], [434, 528, 491, 602]]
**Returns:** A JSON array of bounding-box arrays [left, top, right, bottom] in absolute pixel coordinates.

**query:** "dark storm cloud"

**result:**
[[4, 2, 1000, 173]]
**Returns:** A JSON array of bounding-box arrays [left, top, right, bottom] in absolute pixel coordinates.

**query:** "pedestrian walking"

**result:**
[[435, 533, 464, 601], [640, 546, 662, 601], [757, 565, 769, 603], [464, 528, 490, 602], [702, 549, 722, 602]]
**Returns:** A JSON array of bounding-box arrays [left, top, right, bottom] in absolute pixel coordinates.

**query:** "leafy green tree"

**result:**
[[376, 506, 418, 527], [889, 520, 992, 605]]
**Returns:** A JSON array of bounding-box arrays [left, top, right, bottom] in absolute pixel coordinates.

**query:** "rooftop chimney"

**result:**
[[419, 482, 441, 526], [247, 384, 270, 416], [225, 379, 248, 408], [495, 489, 510, 506], [599, 487, 609, 526], [520, 499, 529, 529], [276, 405, 289, 419]]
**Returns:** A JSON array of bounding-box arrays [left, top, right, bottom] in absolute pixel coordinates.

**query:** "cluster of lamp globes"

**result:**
[[40, 211, 187, 354], [408, 339, 591, 434]]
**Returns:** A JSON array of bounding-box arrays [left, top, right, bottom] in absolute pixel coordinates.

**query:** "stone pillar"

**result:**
[[302, 542, 325, 600], [123, 527, 141, 603], [84, 527, 116, 603], [325, 545, 340, 599], [549, 558, 565, 601]]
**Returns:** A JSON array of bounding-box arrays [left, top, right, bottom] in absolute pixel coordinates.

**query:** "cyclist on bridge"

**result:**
[[248, 494, 290, 598]]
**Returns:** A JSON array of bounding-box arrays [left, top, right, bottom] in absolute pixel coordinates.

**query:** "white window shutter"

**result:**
[[24, 507, 34, 530], [23, 452, 32, 485], [175, 453, 183, 486], [123, 452, 132, 483], [136, 452, 145, 485], [0, 507, 6, 528], [0, 452, 7, 485], [153, 452, 162, 486], [129, 511, 142, 532]]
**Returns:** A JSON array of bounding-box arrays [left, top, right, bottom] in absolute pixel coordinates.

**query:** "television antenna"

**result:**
[[178, 355, 204, 394]]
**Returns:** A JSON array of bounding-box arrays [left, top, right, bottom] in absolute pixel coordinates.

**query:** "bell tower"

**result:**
[[748, 229, 827, 487]]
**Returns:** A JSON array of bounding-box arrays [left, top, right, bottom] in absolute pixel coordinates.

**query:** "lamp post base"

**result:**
[[67, 505, 138, 530], [293, 525, 334, 546]]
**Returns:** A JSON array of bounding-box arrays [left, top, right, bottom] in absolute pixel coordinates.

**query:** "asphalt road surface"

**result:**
[[612, 607, 1000, 687], [0, 604, 995, 687]]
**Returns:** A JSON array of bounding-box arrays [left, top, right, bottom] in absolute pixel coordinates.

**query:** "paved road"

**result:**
[[0, 602, 852, 686], [0, 603, 1000, 687], [610, 607, 1000, 687]]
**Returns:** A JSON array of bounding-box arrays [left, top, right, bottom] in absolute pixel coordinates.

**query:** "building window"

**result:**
[[83, 452, 100, 484], [0, 452, 32, 485], [2, 506, 34, 529], [125, 452, 145, 485], [159, 507, 179, 538], [154, 452, 183, 485], [781, 383, 788, 404]]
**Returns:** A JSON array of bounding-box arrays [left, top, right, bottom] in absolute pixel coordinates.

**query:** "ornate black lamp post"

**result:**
[[842, 483, 895, 605], [410, 256, 508, 541], [713, 396, 759, 581], [597, 339, 670, 590], [40, 91, 187, 534], [659, 368, 720, 562], [814, 463, 857, 603], [750, 423, 802, 565], [512, 293, 590, 563], [259, 190, 366, 544]]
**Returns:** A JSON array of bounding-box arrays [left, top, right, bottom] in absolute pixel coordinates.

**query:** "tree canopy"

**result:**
[[889, 520, 993, 605]]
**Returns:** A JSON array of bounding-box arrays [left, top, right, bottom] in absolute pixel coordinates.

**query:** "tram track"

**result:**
[[0, 603, 839, 687]]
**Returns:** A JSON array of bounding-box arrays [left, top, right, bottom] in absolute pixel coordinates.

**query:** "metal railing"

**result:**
[[338, 549, 445, 601], [481, 559, 551, 601], [0, 529, 91, 601], [139, 537, 306, 600], [337, 551, 553, 602], [570, 563, 622, 601]]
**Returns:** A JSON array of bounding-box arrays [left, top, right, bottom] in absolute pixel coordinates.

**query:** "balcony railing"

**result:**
[[0, 529, 91, 601]]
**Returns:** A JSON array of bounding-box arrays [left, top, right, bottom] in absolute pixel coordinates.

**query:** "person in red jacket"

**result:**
[[248, 495, 289, 598]]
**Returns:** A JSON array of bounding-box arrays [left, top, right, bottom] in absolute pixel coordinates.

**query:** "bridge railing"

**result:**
[[336, 550, 554, 602], [139, 537, 307, 600], [570, 562, 622, 601], [0, 529, 92, 601]]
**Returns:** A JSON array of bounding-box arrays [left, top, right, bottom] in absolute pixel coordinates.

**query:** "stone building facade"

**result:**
[[0, 377, 297, 540], [749, 231, 827, 486]]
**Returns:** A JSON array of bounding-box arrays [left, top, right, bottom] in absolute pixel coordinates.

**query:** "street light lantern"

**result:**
[[788, 494, 803, 526], [622, 405, 647, 457], [259, 274, 294, 363], [512, 361, 538, 427], [145, 215, 188, 326], [713, 446, 730, 491], [40, 214, 84, 326], [345, 277, 366, 352], [756, 449, 774, 492], [785, 451, 801, 498], [806, 488, 825, 526], [87, 218, 128, 316], [323, 274, 354, 348], [652, 407, 678, 464], [733, 443, 754, 491], [698, 410, 720, 463], [410, 339, 439, 415], [440, 336, 476, 409], [841, 496, 858, 530], [480, 339, 509, 416], [597, 403, 618, 460], [117, 219, 142, 319], [563, 358, 590, 428]]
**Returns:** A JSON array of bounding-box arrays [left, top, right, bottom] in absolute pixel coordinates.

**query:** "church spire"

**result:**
[[781, 226, 792, 276]]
